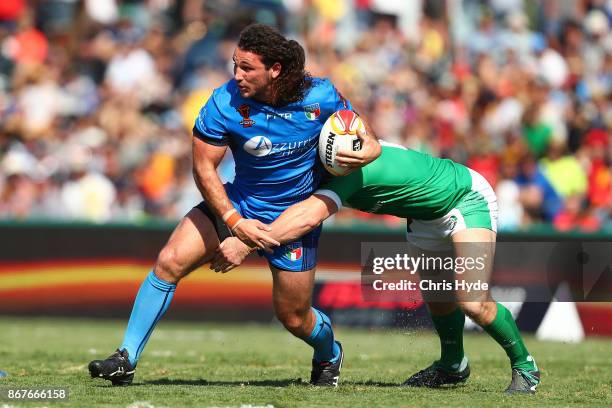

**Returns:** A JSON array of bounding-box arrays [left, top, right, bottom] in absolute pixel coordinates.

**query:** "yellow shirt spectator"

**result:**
[[540, 156, 587, 197]]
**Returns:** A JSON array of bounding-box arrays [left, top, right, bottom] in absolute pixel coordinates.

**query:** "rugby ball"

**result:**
[[318, 110, 364, 176]]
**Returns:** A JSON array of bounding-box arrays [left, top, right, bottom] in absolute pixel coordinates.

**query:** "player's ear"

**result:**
[[270, 62, 281, 79]]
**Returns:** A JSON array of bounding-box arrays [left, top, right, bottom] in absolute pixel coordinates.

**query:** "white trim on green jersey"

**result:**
[[315, 189, 343, 211], [378, 139, 408, 150]]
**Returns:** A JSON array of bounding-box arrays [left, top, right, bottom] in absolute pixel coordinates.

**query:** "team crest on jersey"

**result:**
[[286, 247, 303, 261], [303, 103, 320, 120], [236, 104, 255, 128], [448, 215, 458, 230]]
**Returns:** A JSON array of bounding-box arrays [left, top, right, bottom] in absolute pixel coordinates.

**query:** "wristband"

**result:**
[[225, 212, 243, 230], [230, 218, 245, 231], [222, 208, 237, 222]]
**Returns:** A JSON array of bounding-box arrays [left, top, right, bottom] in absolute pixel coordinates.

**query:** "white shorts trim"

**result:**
[[468, 168, 498, 233], [405, 169, 498, 251]]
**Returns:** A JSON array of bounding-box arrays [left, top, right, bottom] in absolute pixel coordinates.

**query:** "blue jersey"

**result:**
[[193, 77, 351, 212]]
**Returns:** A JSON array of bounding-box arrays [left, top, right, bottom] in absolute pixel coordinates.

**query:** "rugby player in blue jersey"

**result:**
[[88, 24, 381, 387]]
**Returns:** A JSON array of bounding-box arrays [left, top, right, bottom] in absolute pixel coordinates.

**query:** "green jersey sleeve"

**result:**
[[312, 144, 474, 219], [314, 169, 365, 210]]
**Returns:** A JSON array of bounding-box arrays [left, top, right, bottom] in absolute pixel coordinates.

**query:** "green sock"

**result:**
[[431, 308, 466, 372], [483, 303, 537, 373]]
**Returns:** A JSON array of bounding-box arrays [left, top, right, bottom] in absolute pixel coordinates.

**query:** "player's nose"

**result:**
[[234, 68, 244, 82]]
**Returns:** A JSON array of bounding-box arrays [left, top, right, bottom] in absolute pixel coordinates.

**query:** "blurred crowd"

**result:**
[[0, 0, 611, 233]]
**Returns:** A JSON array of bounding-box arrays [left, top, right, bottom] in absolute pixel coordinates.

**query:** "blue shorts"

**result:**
[[194, 183, 321, 272]]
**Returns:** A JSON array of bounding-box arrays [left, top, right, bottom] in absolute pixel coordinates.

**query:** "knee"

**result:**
[[155, 246, 189, 284], [458, 301, 495, 325], [275, 308, 310, 337]]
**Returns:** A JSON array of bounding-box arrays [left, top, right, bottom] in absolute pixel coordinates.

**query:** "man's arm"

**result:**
[[269, 194, 339, 243], [192, 137, 233, 216], [209, 194, 338, 272], [192, 137, 280, 249], [211, 161, 365, 272]]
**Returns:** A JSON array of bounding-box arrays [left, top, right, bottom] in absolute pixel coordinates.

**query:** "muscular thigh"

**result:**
[[451, 227, 496, 303], [271, 265, 315, 313], [407, 224, 496, 314], [155, 207, 220, 278]]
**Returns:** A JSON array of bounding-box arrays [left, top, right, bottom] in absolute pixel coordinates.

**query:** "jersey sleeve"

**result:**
[[310, 78, 355, 122], [314, 169, 364, 210], [332, 84, 353, 112], [192, 93, 229, 146]]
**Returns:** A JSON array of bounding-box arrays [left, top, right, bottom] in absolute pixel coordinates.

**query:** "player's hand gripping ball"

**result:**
[[318, 110, 364, 176]]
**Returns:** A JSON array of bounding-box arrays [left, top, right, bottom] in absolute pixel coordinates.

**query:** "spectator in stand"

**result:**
[[582, 128, 611, 208], [540, 139, 588, 199], [515, 153, 563, 224], [0, 1, 610, 234], [554, 194, 601, 232]]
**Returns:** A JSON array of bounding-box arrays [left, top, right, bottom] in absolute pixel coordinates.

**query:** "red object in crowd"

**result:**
[[12, 29, 48, 64], [585, 129, 611, 208], [452, 61, 471, 82], [585, 128, 609, 147], [588, 159, 611, 208], [553, 211, 600, 232], [0, 0, 25, 21], [354, 0, 372, 9], [436, 120, 456, 151], [467, 154, 499, 188]]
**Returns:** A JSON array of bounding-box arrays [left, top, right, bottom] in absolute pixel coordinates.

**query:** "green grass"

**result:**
[[0, 317, 610, 407]]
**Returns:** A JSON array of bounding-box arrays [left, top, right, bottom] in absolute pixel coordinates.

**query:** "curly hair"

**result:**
[[237, 24, 312, 106]]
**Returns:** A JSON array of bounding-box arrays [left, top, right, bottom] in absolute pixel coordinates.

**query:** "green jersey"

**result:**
[[317, 143, 473, 220]]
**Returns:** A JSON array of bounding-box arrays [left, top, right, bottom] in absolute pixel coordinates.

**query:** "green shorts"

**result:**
[[406, 169, 498, 251]]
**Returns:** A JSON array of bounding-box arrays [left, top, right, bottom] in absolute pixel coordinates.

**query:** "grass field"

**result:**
[[0, 317, 610, 408]]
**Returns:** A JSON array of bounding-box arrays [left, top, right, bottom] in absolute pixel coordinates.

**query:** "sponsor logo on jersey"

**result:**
[[243, 136, 317, 157], [237, 104, 255, 128], [266, 112, 292, 120], [304, 103, 321, 120], [243, 136, 272, 156], [286, 247, 303, 261]]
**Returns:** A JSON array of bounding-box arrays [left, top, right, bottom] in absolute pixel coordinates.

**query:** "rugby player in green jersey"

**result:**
[[212, 141, 540, 394]]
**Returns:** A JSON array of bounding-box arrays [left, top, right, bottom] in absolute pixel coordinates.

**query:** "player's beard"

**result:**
[[251, 81, 278, 106]]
